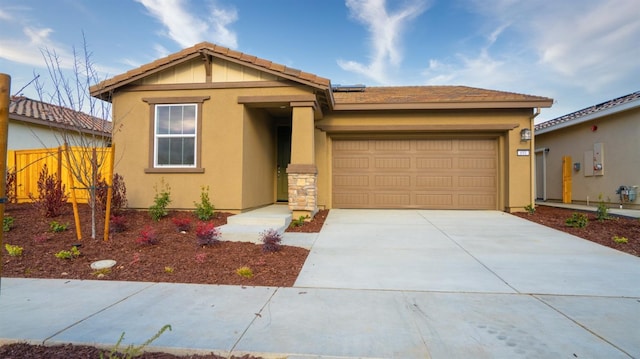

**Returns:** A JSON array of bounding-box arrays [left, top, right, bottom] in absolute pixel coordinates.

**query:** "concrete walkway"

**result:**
[[1, 210, 639, 358]]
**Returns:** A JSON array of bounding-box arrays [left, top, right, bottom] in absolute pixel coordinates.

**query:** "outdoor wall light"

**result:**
[[520, 128, 532, 141]]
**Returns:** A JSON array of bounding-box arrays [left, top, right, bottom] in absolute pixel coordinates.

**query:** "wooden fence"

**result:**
[[7, 146, 113, 204]]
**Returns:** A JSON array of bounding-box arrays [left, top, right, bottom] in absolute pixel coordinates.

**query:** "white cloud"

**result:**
[[338, 0, 429, 84], [422, 0, 640, 120], [136, 0, 238, 49], [0, 25, 74, 68]]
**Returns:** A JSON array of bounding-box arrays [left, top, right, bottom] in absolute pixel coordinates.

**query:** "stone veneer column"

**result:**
[[287, 104, 317, 218]]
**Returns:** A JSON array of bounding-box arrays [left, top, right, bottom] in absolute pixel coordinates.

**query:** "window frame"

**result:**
[[143, 96, 210, 173]]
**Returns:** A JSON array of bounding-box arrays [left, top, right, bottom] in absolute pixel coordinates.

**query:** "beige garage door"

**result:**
[[332, 138, 497, 209]]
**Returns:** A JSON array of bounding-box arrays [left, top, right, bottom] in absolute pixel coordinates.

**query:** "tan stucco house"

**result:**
[[90, 42, 552, 217], [535, 91, 640, 209]]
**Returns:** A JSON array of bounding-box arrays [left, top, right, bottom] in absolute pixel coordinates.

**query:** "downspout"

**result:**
[[530, 107, 541, 206]]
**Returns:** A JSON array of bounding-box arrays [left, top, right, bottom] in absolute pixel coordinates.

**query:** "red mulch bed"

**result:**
[[513, 205, 640, 256]]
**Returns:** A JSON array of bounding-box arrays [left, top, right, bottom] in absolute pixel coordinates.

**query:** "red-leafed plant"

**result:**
[[195, 221, 221, 246], [172, 216, 192, 232], [96, 173, 128, 215], [137, 225, 159, 245], [194, 252, 207, 263], [29, 164, 68, 218], [5, 167, 17, 203], [260, 228, 282, 253], [110, 215, 127, 233]]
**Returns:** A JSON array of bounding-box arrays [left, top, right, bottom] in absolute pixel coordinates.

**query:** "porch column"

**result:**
[[287, 103, 318, 218]]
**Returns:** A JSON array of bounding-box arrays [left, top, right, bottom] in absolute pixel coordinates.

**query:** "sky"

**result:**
[[0, 0, 639, 123]]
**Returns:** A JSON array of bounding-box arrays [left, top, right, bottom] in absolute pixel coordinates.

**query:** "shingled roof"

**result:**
[[9, 96, 112, 136], [535, 91, 640, 134], [90, 42, 331, 100], [333, 86, 553, 109]]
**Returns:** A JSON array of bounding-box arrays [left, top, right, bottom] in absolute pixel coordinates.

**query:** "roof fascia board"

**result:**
[[334, 100, 552, 111], [536, 98, 640, 135], [317, 124, 519, 132]]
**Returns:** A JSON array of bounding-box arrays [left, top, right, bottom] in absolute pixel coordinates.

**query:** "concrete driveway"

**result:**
[[295, 209, 640, 297]]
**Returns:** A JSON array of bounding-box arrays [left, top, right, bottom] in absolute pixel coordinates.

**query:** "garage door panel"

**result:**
[[374, 193, 411, 206], [375, 175, 411, 187], [332, 138, 497, 209]]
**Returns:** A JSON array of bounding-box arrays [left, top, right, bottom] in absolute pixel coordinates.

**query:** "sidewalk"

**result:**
[[536, 200, 640, 218]]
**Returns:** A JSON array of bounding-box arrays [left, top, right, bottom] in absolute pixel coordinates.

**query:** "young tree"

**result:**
[[29, 33, 119, 240]]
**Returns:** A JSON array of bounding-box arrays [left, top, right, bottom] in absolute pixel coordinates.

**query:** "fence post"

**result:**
[[0, 73, 11, 292]]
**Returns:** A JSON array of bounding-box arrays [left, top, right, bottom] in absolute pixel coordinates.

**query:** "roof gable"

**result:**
[[90, 42, 331, 100], [9, 96, 112, 136], [536, 91, 640, 134]]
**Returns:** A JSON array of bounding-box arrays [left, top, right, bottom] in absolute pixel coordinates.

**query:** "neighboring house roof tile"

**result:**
[[535, 90, 640, 133], [90, 42, 332, 98], [333, 86, 552, 109], [9, 96, 112, 136]]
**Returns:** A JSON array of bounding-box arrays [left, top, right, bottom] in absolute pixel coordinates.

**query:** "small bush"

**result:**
[[596, 197, 610, 221], [149, 179, 171, 221], [5, 244, 23, 257], [260, 228, 282, 253], [565, 213, 588, 228], [289, 215, 309, 228], [164, 266, 174, 274], [613, 235, 628, 244], [49, 221, 68, 233], [524, 204, 535, 215], [172, 216, 192, 232], [29, 164, 68, 218], [196, 221, 221, 246], [137, 225, 159, 245], [3, 216, 14, 232], [5, 167, 17, 203], [236, 266, 254, 279], [96, 173, 128, 215], [194, 185, 215, 221], [55, 246, 80, 260], [110, 215, 127, 233], [101, 324, 172, 359]]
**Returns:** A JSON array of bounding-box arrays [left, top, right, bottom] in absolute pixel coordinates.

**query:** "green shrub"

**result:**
[[289, 215, 309, 227], [49, 221, 68, 233], [613, 236, 628, 244], [565, 213, 588, 228], [596, 195, 610, 221], [55, 246, 80, 259], [236, 266, 254, 279], [524, 204, 535, 215], [3, 216, 14, 232], [149, 179, 171, 221], [194, 186, 215, 220], [5, 244, 23, 257]]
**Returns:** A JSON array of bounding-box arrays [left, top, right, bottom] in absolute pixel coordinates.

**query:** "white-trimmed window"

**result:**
[[154, 104, 197, 167]]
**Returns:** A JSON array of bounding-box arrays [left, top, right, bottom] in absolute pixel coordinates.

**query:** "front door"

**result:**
[[276, 126, 291, 202]]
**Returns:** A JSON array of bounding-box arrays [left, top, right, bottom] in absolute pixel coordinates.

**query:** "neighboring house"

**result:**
[[8, 96, 112, 150], [90, 42, 552, 217], [535, 91, 640, 209]]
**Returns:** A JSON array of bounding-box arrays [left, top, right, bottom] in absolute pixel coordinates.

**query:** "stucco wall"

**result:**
[[111, 85, 311, 211], [535, 107, 640, 208], [314, 109, 535, 212]]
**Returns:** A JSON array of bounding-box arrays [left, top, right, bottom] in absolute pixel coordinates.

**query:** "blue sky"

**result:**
[[1, 0, 638, 122]]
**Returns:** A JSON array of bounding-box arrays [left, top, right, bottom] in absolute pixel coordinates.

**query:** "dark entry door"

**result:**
[[277, 126, 291, 202]]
